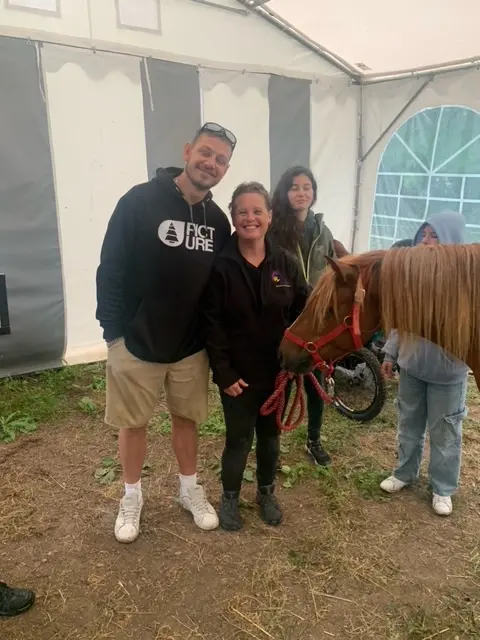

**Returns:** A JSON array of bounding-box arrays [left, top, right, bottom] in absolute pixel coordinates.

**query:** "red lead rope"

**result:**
[[260, 369, 334, 432]]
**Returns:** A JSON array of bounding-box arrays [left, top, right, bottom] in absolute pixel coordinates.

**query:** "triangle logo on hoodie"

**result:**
[[158, 219, 186, 247]]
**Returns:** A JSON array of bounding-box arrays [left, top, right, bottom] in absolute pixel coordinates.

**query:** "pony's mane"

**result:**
[[381, 244, 480, 361], [306, 250, 385, 332]]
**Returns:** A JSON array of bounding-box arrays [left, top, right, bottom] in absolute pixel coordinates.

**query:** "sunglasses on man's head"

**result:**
[[199, 122, 237, 149]]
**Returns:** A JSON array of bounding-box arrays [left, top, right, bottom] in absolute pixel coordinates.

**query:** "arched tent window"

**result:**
[[369, 106, 480, 249]]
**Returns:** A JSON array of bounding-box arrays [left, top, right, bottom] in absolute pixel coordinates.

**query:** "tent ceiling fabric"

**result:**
[[251, 0, 480, 77]]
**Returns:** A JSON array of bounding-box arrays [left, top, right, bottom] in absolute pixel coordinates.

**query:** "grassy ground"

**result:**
[[0, 364, 479, 639]]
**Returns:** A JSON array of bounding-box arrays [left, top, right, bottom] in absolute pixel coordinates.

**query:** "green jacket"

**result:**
[[296, 212, 336, 287]]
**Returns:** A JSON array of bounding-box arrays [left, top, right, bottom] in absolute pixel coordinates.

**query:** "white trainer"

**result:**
[[380, 475, 408, 493], [432, 494, 452, 516], [179, 484, 219, 531], [114, 492, 143, 543]]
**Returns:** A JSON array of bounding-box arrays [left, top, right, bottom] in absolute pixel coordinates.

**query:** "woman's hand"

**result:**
[[224, 379, 249, 397]]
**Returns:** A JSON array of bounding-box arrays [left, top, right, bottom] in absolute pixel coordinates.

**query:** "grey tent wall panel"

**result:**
[[141, 59, 202, 178], [0, 36, 65, 376], [269, 75, 311, 189]]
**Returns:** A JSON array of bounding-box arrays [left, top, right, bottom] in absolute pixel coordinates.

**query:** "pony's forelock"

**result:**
[[305, 268, 338, 332], [305, 251, 385, 332]]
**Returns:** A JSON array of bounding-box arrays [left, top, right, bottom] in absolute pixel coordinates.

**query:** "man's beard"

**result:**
[[186, 164, 216, 191]]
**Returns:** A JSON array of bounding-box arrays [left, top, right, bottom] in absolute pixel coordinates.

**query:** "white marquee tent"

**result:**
[[0, 0, 479, 376]]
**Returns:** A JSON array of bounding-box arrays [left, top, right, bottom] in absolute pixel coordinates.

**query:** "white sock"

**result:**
[[179, 473, 197, 493], [124, 480, 142, 497]]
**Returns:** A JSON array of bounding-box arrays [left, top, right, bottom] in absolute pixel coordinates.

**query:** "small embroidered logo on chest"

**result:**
[[271, 270, 291, 288]]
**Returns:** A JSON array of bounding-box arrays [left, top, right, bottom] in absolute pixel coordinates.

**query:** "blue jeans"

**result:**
[[393, 370, 468, 497]]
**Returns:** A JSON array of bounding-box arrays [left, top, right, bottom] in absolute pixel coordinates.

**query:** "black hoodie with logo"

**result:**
[[201, 234, 309, 391], [96, 167, 232, 363]]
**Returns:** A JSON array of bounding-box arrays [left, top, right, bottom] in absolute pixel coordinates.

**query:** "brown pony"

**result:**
[[279, 244, 480, 390]]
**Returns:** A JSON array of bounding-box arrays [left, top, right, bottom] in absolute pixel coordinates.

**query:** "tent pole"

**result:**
[[361, 76, 433, 163], [350, 83, 364, 252], [191, 0, 248, 15], [0, 28, 321, 80], [235, 0, 360, 79], [362, 57, 480, 85]]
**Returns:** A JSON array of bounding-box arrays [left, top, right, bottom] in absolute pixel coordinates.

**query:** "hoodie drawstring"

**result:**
[[186, 203, 206, 230], [172, 175, 208, 232], [183, 198, 207, 231]]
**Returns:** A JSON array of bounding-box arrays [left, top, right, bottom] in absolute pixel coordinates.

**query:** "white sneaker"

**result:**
[[432, 494, 452, 516], [179, 485, 219, 531], [380, 475, 408, 493], [114, 492, 143, 543]]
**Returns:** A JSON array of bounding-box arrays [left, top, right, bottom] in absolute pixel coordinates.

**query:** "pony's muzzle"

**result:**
[[279, 349, 313, 374]]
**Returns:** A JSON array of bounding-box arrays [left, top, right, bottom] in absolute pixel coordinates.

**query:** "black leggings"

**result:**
[[220, 387, 280, 493], [304, 369, 325, 441]]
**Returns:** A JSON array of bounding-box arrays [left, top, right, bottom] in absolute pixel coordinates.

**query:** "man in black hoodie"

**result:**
[[96, 123, 234, 542]]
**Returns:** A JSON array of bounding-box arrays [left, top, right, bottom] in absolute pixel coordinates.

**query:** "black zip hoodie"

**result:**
[[201, 234, 309, 391], [96, 167, 232, 363]]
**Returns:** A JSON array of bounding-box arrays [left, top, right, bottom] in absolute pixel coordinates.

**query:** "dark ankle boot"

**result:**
[[0, 582, 35, 617], [219, 491, 243, 531], [306, 439, 331, 466], [256, 485, 283, 526]]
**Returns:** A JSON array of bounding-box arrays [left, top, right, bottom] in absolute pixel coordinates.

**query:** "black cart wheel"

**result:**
[[331, 347, 387, 422]]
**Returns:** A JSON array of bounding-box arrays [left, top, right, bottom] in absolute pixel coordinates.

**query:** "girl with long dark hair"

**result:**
[[269, 166, 343, 466]]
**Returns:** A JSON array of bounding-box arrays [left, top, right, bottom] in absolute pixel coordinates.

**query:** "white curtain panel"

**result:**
[[42, 44, 148, 363], [200, 68, 271, 221], [310, 78, 358, 247]]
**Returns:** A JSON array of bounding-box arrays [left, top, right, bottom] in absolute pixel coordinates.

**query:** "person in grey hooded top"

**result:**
[[380, 211, 469, 517]]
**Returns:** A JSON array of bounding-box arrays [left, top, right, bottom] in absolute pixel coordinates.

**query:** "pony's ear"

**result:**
[[325, 256, 352, 283]]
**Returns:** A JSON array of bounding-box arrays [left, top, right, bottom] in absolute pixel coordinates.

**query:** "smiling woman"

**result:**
[[201, 181, 310, 532], [230, 182, 272, 246]]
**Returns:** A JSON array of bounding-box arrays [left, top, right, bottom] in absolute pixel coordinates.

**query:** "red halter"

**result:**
[[284, 277, 366, 372]]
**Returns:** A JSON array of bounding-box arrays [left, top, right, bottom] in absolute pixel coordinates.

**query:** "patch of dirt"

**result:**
[[0, 385, 479, 639]]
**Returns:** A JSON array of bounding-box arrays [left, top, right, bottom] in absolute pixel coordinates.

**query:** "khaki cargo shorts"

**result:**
[[105, 339, 209, 428]]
